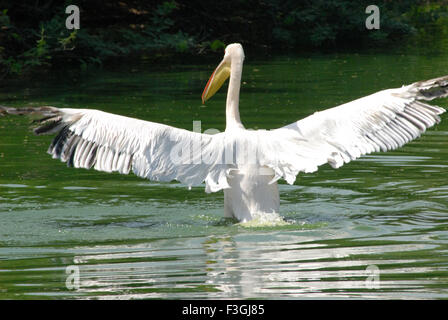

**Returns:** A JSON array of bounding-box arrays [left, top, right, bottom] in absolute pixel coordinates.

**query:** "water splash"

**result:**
[[239, 211, 291, 227]]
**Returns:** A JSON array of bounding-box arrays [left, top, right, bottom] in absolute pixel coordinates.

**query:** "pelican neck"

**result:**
[[225, 57, 244, 131]]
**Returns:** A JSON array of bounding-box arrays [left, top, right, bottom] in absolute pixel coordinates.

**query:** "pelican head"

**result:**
[[202, 43, 245, 104]]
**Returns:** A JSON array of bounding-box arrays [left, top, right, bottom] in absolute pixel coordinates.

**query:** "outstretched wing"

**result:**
[[259, 75, 447, 184], [2, 75, 446, 190], [0, 106, 230, 192]]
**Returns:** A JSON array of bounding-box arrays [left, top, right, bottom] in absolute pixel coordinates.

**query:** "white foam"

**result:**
[[239, 211, 290, 227]]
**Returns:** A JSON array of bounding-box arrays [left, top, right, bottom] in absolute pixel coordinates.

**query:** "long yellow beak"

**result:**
[[201, 59, 230, 104]]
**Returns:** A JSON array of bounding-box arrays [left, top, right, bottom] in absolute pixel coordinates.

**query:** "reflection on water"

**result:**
[[1, 53, 448, 299], [2, 223, 446, 299]]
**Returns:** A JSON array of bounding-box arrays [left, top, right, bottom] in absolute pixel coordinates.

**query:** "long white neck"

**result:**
[[226, 58, 244, 131]]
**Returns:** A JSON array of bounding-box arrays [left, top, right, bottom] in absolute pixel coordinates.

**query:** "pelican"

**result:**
[[1, 43, 447, 222]]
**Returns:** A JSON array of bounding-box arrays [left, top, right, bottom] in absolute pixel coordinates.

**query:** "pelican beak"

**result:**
[[201, 59, 230, 104]]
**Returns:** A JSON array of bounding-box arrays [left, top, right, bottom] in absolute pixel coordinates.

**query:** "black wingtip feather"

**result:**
[[66, 135, 82, 167], [34, 117, 63, 135], [50, 126, 72, 157]]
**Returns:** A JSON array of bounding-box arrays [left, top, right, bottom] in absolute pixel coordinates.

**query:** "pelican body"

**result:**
[[1, 43, 447, 222], [201, 44, 279, 221]]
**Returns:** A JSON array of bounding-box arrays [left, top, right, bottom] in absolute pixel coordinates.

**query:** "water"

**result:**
[[1, 53, 448, 299]]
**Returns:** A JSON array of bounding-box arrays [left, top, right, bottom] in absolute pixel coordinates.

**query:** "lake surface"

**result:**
[[1, 52, 448, 299]]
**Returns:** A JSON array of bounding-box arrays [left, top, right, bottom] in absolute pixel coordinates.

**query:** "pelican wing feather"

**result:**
[[258, 75, 448, 184], [0, 106, 230, 192]]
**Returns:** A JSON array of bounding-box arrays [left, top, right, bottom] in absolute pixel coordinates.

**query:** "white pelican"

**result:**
[[1, 43, 447, 222]]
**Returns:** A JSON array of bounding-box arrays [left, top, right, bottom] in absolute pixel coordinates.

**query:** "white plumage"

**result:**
[[1, 43, 447, 222]]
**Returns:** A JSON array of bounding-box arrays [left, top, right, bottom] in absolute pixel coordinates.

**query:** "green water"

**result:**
[[1, 53, 448, 299]]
